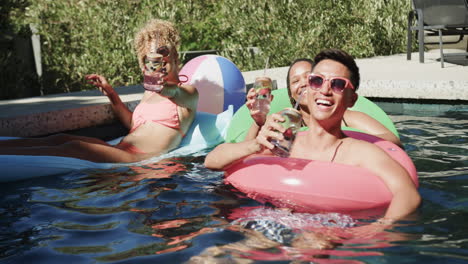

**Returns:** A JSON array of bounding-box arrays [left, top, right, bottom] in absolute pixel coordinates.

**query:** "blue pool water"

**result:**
[[0, 106, 467, 263]]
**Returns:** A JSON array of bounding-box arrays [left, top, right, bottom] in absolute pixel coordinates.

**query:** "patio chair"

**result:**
[[407, 0, 468, 67]]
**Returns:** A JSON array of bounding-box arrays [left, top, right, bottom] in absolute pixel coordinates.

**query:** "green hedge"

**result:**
[[2, 0, 410, 99]]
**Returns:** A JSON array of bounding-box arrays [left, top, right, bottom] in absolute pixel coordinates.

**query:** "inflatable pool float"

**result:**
[[179, 54, 245, 114], [0, 55, 245, 182], [225, 88, 399, 143], [224, 90, 417, 212], [225, 131, 418, 212]]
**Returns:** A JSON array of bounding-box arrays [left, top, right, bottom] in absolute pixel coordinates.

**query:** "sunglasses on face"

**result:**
[[308, 74, 354, 93]]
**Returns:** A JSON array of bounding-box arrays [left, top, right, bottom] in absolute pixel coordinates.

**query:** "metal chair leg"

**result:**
[[466, 35, 468, 53], [417, 9, 425, 63], [438, 29, 445, 68], [407, 11, 414, 60]]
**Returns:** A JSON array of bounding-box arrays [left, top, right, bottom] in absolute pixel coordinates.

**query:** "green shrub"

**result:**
[[2, 0, 410, 99]]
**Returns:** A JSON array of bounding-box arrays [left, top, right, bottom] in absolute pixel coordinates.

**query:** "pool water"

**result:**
[[0, 108, 467, 263]]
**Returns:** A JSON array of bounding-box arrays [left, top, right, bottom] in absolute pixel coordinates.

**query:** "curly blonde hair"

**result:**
[[134, 19, 181, 69]]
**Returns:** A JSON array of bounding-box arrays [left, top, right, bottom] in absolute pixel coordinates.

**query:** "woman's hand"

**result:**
[[154, 72, 182, 98], [255, 112, 286, 150], [246, 88, 268, 126], [85, 74, 131, 127], [86, 74, 116, 98], [142, 66, 180, 96]]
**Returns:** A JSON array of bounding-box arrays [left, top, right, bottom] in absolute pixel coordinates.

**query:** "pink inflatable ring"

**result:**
[[224, 131, 418, 213]]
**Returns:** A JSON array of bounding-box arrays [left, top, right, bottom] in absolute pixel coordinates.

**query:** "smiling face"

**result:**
[[306, 59, 357, 125], [288, 60, 312, 110]]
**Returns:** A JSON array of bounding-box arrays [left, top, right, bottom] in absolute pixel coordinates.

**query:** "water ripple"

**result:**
[[1, 111, 467, 263]]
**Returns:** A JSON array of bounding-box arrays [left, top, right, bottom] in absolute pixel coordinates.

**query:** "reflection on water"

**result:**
[[0, 110, 467, 263]]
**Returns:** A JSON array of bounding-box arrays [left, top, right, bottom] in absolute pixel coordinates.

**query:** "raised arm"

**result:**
[[159, 80, 199, 112], [86, 74, 133, 129], [344, 110, 402, 147]]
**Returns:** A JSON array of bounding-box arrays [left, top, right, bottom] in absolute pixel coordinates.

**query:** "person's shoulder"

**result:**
[[345, 136, 384, 152], [343, 136, 372, 146], [343, 136, 393, 164]]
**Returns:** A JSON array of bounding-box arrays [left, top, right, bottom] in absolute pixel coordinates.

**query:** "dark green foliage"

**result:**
[[2, 0, 410, 99]]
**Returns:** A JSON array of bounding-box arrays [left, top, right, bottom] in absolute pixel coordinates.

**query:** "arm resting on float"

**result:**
[[344, 110, 402, 148], [206, 113, 286, 170], [358, 142, 421, 221], [204, 139, 263, 170]]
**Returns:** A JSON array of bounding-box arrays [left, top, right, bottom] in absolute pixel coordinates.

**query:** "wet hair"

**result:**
[[286, 58, 314, 108], [312, 48, 360, 91], [134, 19, 181, 69]]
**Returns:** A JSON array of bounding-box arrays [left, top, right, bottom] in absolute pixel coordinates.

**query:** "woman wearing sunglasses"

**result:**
[[206, 48, 420, 225], [245, 58, 402, 147], [0, 19, 198, 163]]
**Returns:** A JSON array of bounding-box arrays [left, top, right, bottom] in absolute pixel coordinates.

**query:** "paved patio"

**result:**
[[244, 50, 468, 101]]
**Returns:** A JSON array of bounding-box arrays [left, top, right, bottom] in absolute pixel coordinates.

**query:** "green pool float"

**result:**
[[225, 88, 399, 143]]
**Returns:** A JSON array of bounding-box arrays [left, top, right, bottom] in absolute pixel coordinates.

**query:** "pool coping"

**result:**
[[1, 52, 467, 137]]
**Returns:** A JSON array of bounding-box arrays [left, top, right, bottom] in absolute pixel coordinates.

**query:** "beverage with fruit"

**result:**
[[270, 108, 302, 157], [143, 52, 166, 92]]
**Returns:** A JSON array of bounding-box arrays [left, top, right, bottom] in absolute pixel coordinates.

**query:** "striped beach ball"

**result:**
[[179, 55, 246, 114]]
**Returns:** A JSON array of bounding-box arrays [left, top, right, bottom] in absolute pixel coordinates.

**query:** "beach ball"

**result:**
[[179, 55, 246, 114]]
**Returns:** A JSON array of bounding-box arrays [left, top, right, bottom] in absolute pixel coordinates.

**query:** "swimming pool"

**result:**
[[0, 105, 467, 263]]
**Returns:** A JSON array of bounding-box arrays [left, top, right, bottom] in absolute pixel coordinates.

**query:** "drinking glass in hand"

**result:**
[[270, 108, 302, 158], [143, 52, 165, 92], [253, 77, 273, 116]]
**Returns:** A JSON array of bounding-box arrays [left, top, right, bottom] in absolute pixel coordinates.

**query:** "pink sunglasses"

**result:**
[[308, 74, 355, 93]]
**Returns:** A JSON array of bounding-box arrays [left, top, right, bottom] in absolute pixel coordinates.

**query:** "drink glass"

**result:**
[[143, 52, 165, 92], [253, 77, 273, 115], [270, 108, 302, 157]]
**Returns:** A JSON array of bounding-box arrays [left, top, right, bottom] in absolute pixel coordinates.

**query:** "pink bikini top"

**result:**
[[130, 96, 181, 134]]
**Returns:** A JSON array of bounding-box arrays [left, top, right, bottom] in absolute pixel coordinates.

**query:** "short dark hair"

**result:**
[[286, 58, 314, 107], [313, 49, 360, 91]]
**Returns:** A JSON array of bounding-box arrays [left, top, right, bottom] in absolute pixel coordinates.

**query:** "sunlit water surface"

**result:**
[[0, 107, 467, 264]]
